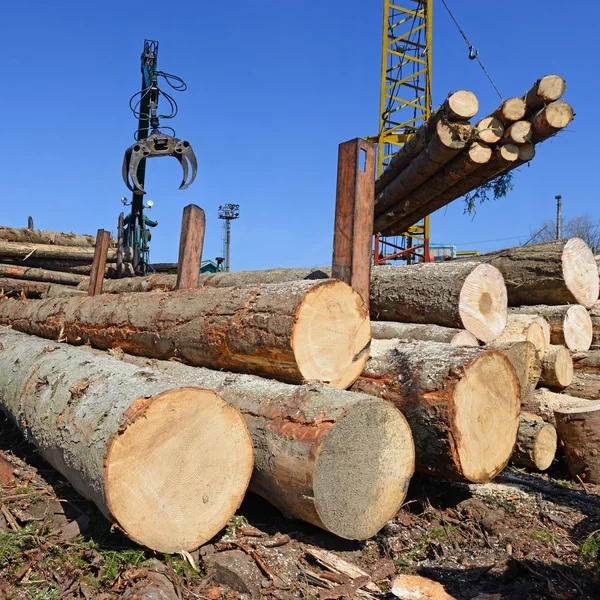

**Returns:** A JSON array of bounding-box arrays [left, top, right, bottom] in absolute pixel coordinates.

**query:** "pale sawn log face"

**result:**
[[0, 329, 253, 553], [353, 340, 520, 484], [512, 415, 557, 471]]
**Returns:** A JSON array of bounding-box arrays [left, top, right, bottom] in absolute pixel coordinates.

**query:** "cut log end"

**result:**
[[468, 141, 493, 164], [498, 98, 527, 122], [450, 330, 480, 347], [458, 264, 508, 343], [476, 116, 504, 144], [453, 351, 520, 483], [527, 322, 548, 359], [503, 121, 532, 144], [293, 280, 370, 389], [541, 345, 574, 389], [445, 90, 479, 120], [518, 142, 536, 162], [562, 237, 599, 308], [563, 305, 593, 351], [533, 422, 558, 471], [512, 413, 557, 471], [105, 387, 253, 553], [313, 398, 414, 540]]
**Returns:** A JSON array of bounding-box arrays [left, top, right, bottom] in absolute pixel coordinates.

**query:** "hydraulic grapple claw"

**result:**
[[122, 133, 198, 194]]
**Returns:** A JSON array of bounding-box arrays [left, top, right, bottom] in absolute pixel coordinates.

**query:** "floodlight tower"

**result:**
[[218, 204, 240, 272]]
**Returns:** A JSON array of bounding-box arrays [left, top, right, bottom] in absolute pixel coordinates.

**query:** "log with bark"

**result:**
[[0, 329, 254, 552], [370, 321, 478, 346], [502, 121, 532, 144], [1, 258, 133, 278], [0, 277, 51, 298], [466, 238, 599, 309], [538, 344, 573, 389], [382, 144, 520, 237], [511, 412, 557, 471], [0, 240, 118, 262], [0, 263, 86, 286], [352, 340, 520, 483], [374, 90, 479, 194], [523, 74, 567, 112], [562, 372, 600, 400], [530, 100, 574, 143], [476, 116, 504, 144], [98, 351, 416, 540], [370, 262, 507, 343], [487, 340, 541, 403], [491, 314, 550, 359], [492, 98, 527, 123], [522, 388, 590, 423], [0, 279, 371, 389], [591, 301, 600, 349], [555, 400, 600, 484], [510, 304, 593, 351], [572, 350, 600, 374], [0, 227, 99, 247], [373, 142, 492, 235], [374, 119, 472, 217]]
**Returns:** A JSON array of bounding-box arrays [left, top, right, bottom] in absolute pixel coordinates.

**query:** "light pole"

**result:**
[[555, 195, 562, 240], [218, 204, 240, 272]]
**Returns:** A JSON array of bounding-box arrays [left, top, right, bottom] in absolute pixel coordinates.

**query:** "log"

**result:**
[[466, 238, 599, 309], [538, 344, 573, 389], [99, 351, 416, 540], [511, 413, 557, 471], [0, 240, 118, 262], [373, 142, 492, 235], [476, 116, 503, 144], [0, 263, 86, 286], [370, 321, 479, 346], [510, 304, 593, 351], [487, 340, 541, 403], [0, 277, 50, 298], [530, 100, 574, 144], [370, 262, 507, 343], [572, 350, 600, 374], [374, 119, 472, 216], [0, 227, 99, 247], [352, 340, 520, 483], [555, 401, 600, 484], [382, 144, 520, 237], [0, 328, 253, 552], [502, 121, 532, 144], [562, 372, 600, 400], [523, 74, 567, 112], [591, 301, 600, 349], [0, 258, 133, 278], [492, 97, 527, 123], [374, 91, 479, 194], [523, 388, 590, 423], [0, 279, 370, 389], [491, 314, 550, 359]]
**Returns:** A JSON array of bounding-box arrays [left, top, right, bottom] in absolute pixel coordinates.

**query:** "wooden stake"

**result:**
[[332, 138, 375, 307], [88, 229, 111, 297], [116, 212, 124, 278], [176, 204, 206, 290]]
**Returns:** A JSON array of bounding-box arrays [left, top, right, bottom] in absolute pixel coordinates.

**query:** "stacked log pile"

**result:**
[[0, 226, 131, 298], [373, 75, 572, 236]]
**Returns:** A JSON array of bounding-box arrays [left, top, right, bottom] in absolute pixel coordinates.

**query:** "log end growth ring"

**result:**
[[105, 388, 253, 553], [562, 237, 599, 308], [293, 280, 371, 389], [564, 305, 593, 351], [453, 351, 520, 483], [526, 322, 548, 359], [533, 423, 558, 471], [458, 264, 508, 343], [312, 398, 415, 540]]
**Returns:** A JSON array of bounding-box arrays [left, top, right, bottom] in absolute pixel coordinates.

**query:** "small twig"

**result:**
[[1, 503, 20, 531], [575, 474, 589, 494], [23, 249, 36, 261]]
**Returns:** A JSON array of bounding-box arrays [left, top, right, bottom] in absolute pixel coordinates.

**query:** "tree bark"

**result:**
[[492, 98, 527, 123], [510, 304, 593, 351], [0, 258, 132, 278], [351, 340, 520, 483], [104, 351, 416, 540], [572, 350, 600, 375], [370, 262, 507, 343], [476, 116, 503, 144], [0, 329, 253, 553], [590, 301, 600, 349], [487, 340, 541, 403], [530, 100, 574, 144], [465, 238, 599, 309], [522, 388, 590, 423], [523, 75, 566, 113], [511, 413, 557, 471], [555, 401, 600, 484], [370, 321, 478, 346], [502, 121, 532, 144], [0, 263, 86, 286], [490, 314, 549, 359], [374, 119, 472, 216], [0, 241, 118, 262], [0, 227, 100, 247], [538, 344, 574, 389], [373, 142, 491, 235], [0, 279, 370, 389], [0, 277, 50, 298], [374, 91, 479, 195], [562, 372, 600, 400]]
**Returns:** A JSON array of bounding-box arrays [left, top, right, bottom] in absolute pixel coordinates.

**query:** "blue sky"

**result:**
[[2, 1, 597, 269]]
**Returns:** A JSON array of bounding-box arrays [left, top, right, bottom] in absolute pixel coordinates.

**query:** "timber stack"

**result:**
[[372, 75, 572, 236], [0, 226, 132, 298]]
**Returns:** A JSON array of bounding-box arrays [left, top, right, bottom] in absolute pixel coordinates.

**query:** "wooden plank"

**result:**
[[88, 229, 111, 296], [176, 204, 206, 290], [332, 138, 375, 307], [116, 212, 124, 278]]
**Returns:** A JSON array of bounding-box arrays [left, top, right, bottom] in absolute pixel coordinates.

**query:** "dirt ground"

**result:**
[[0, 412, 598, 600]]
